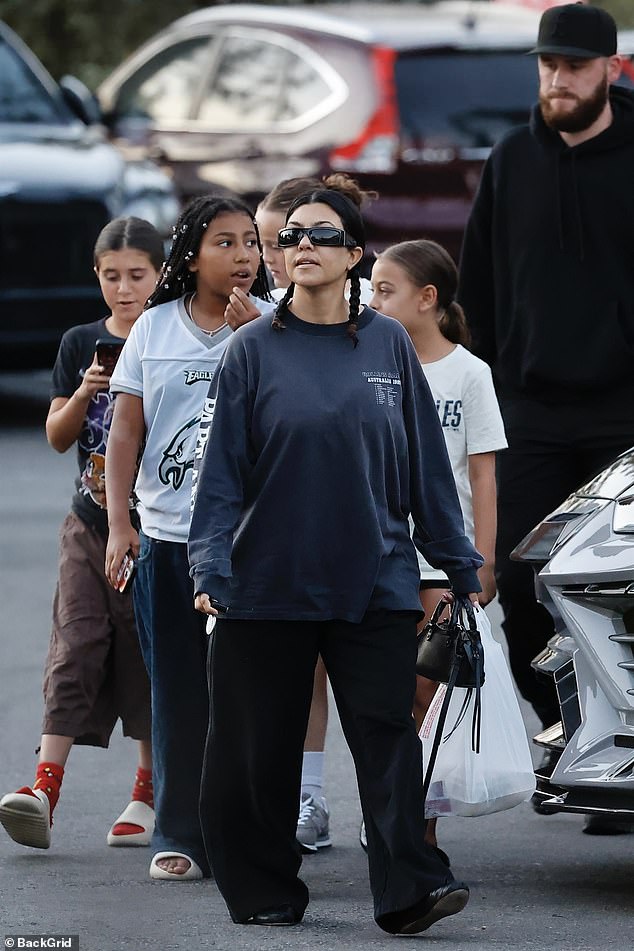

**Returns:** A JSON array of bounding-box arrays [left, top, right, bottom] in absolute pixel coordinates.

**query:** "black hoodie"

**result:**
[[459, 85, 634, 402]]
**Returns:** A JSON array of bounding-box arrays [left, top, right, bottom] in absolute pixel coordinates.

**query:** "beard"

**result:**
[[540, 75, 609, 133]]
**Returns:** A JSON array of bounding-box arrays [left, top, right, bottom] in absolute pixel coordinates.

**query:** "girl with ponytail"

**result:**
[[370, 239, 507, 850], [189, 189, 483, 932]]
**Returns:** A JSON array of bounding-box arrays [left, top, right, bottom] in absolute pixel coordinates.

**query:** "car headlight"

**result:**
[[511, 500, 605, 564], [511, 516, 578, 563]]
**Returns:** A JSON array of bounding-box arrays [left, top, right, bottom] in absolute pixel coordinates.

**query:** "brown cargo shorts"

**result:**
[[42, 511, 151, 747]]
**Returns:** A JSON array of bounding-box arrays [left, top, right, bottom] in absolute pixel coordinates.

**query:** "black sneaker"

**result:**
[[377, 882, 470, 935]]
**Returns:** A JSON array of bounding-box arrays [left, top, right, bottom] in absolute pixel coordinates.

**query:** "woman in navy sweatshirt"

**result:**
[[188, 179, 482, 934]]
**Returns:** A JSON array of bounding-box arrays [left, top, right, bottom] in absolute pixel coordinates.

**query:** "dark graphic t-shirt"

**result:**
[[51, 319, 125, 535]]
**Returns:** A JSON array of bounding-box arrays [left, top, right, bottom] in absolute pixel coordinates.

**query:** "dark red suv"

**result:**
[[98, 1, 545, 261]]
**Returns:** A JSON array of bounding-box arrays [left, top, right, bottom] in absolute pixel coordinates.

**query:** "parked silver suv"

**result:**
[[98, 1, 543, 263]]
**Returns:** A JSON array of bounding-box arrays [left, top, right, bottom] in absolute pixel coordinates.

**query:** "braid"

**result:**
[[250, 217, 273, 303], [346, 270, 361, 348], [146, 197, 209, 310], [272, 283, 294, 332], [145, 195, 272, 311], [283, 184, 366, 348]]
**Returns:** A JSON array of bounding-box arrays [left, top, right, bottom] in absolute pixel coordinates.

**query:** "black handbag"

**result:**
[[418, 596, 486, 808], [416, 596, 485, 689]]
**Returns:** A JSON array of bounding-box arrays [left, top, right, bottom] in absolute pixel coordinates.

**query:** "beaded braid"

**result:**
[[146, 196, 271, 311], [272, 283, 294, 332], [346, 270, 361, 348]]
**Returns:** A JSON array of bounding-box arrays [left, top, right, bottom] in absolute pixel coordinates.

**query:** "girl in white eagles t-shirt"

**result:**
[[104, 196, 273, 882], [370, 239, 507, 850]]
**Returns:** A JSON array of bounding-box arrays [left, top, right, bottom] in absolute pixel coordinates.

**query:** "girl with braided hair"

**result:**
[[256, 174, 374, 854], [104, 195, 273, 881], [256, 173, 374, 300], [189, 185, 482, 932]]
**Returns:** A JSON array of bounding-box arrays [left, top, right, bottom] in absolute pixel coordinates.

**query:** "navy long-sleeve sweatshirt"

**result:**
[[459, 86, 634, 401], [188, 307, 482, 622]]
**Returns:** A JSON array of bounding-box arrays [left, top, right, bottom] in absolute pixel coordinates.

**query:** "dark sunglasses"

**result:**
[[277, 226, 357, 248]]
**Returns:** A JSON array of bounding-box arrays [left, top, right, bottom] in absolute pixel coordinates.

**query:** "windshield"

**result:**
[[0, 37, 67, 123], [395, 50, 537, 148]]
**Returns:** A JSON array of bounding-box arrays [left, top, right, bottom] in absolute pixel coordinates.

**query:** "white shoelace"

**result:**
[[298, 796, 317, 823]]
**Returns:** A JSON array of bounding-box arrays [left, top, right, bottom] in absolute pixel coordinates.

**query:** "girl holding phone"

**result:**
[[0, 217, 163, 852]]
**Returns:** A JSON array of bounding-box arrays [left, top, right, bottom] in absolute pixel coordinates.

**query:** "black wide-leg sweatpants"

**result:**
[[200, 610, 453, 927]]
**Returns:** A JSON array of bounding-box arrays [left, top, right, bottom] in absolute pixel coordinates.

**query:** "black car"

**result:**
[[98, 1, 543, 264], [0, 20, 179, 369]]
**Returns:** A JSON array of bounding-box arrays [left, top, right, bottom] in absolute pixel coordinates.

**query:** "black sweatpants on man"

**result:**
[[200, 610, 453, 928], [496, 395, 634, 728]]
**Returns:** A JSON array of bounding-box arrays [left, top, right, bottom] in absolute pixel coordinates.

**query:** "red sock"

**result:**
[[32, 761, 64, 815], [110, 767, 154, 837], [131, 767, 153, 809]]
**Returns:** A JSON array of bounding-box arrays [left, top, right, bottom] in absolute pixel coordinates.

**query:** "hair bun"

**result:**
[[321, 173, 377, 209]]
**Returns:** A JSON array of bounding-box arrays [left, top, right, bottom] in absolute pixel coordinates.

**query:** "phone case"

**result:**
[[115, 553, 135, 593]]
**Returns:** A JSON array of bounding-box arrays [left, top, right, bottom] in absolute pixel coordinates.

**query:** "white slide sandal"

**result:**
[[149, 851, 203, 881], [107, 799, 155, 846], [0, 788, 51, 849]]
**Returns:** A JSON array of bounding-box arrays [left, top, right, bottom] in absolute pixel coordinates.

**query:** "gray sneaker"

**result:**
[[296, 793, 331, 853]]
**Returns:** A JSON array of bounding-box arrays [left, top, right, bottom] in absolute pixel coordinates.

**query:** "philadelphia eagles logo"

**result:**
[[159, 416, 200, 490]]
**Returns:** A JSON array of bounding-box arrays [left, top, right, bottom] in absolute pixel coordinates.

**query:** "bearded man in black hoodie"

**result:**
[[459, 3, 634, 832]]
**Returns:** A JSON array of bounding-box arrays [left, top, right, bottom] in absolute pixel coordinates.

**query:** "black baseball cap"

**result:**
[[529, 3, 617, 60]]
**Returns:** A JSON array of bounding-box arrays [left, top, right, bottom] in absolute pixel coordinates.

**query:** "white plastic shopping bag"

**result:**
[[419, 605, 536, 817]]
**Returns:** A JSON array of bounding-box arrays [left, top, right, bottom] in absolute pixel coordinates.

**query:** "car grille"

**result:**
[[0, 197, 109, 290], [0, 197, 110, 363], [556, 585, 634, 701]]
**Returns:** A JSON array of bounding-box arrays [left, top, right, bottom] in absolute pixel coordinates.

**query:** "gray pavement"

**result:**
[[0, 375, 632, 951]]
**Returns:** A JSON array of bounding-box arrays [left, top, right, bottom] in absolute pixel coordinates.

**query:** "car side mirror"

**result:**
[[59, 75, 103, 125]]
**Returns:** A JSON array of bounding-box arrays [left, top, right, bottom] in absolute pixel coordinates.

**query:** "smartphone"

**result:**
[[115, 551, 136, 593], [96, 338, 124, 377]]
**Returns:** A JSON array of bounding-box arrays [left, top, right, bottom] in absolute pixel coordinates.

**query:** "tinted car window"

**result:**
[[395, 51, 537, 147], [198, 34, 335, 129], [277, 50, 333, 122], [198, 35, 286, 128], [0, 37, 65, 123], [114, 37, 211, 121]]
